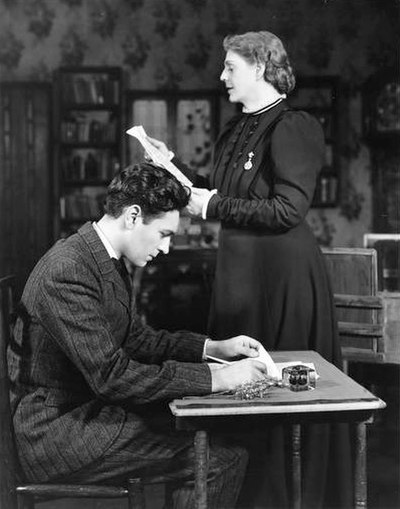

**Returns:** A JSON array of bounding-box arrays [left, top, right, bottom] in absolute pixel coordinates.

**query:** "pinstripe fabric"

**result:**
[[8, 222, 214, 483], [57, 406, 248, 508]]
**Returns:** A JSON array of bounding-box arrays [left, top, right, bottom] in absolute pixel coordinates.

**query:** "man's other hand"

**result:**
[[210, 358, 267, 393], [206, 335, 261, 361]]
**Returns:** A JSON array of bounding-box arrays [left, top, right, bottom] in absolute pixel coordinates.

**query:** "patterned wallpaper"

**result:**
[[0, 0, 398, 246]]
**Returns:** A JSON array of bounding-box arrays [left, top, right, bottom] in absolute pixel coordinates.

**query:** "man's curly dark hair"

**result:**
[[104, 163, 190, 222]]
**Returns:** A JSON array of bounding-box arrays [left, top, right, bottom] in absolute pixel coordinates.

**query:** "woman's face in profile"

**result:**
[[220, 50, 259, 105]]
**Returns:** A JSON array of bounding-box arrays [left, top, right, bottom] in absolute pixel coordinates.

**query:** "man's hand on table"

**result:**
[[206, 336, 267, 393], [206, 335, 261, 361]]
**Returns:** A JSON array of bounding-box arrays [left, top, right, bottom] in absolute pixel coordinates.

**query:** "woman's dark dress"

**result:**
[[207, 100, 340, 361], [199, 100, 353, 508]]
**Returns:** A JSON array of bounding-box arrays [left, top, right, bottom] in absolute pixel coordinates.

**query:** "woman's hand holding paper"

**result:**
[[145, 135, 170, 159]]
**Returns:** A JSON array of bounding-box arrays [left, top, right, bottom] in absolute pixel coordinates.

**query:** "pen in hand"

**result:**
[[206, 355, 232, 365]]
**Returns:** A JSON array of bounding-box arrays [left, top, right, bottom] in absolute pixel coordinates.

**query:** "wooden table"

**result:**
[[169, 351, 386, 509]]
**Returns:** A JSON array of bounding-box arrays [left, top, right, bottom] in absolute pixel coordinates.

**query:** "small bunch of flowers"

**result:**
[[234, 377, 277, 400]]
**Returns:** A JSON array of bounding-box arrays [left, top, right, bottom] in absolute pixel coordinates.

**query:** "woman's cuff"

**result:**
[[201, 189, 218, 219]]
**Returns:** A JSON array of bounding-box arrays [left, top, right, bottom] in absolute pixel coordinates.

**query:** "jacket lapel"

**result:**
[[77, 222, 131, 312]]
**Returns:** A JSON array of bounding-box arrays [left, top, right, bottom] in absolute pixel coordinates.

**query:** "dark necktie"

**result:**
[[112, 258, 132, 294]]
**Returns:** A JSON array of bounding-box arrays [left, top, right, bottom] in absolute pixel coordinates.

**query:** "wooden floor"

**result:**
[[36, 363, 399, 509]]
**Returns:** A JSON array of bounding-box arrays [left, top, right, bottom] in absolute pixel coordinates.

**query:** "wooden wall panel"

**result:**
[[0, 83, 52, 298]]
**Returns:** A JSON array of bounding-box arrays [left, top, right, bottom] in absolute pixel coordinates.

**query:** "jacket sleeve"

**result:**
[[36, 259, 212, 404], [123, 309, 207, 365], [206, 112, 325, 231]]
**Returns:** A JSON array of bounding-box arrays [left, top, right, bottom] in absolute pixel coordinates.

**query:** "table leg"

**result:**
[[292, 424, 301, 509], [355, 422, 367, 509], [194, 430, 209, 509]]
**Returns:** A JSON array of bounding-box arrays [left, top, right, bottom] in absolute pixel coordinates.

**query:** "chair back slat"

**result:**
[[322, 248, 379, 324], [322, 249, 387, 363], [0, 275, 18, 509]]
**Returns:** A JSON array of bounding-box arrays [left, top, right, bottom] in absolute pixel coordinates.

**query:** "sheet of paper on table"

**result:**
[[257, 345, 318, 379], [126, 125, 193, 187], [207, 346, 318, 380]]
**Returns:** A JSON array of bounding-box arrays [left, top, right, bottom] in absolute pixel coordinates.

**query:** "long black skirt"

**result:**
[[208, 221, 353, 508]]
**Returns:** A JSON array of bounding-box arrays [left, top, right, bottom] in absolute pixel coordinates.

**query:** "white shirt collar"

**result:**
[[92, 221, 119, 259]]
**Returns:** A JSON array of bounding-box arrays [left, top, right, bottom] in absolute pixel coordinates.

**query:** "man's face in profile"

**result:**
[[124, 210, 179, 267]]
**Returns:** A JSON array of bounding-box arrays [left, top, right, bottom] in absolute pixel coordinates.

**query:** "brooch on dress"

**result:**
[[244, 151, 254, 171]]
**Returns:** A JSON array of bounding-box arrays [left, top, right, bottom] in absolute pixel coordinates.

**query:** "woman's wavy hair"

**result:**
[[223, 31, 296, 94], [104, 163, 190, 222]]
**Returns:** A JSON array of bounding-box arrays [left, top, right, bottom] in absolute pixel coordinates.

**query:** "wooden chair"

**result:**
[[0, 275, 148, 509], [322, 248, 386, 370]]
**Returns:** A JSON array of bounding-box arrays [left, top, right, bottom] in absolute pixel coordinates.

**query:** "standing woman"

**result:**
[[148, 31, 352, 508]]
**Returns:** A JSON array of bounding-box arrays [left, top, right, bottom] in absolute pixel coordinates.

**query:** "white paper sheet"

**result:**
[[126, 125, 193, 187], [254, 345, 281, 379], [252, 346, 318, 380]]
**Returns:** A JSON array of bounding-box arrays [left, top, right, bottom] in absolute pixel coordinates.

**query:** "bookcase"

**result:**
[[53, 66, 123, 239]]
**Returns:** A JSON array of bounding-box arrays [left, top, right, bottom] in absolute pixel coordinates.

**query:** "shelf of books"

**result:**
[[53, 67, 123, 239]]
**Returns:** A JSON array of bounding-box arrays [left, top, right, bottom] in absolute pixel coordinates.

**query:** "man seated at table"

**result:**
[[8, 163, 267, 508]]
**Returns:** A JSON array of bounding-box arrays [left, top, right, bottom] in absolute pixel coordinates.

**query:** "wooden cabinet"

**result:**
[[53, 67, 123, 239], [0, 82, 52, 297], [126, 90, 220, 178]]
